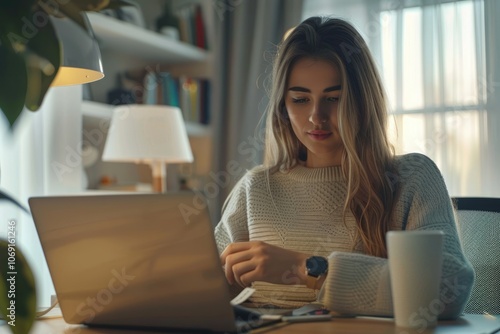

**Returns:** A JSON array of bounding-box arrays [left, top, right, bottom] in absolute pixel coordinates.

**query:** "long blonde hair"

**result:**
[[264, 17, 397, 258]]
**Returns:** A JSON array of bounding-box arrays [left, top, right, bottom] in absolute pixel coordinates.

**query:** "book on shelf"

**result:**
[[175, 3, 208, 50], [194, 5, 206, 49], [142, 71, 210, 125]]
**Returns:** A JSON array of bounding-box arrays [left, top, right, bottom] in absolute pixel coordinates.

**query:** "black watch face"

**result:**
[[306, 256, 328, 277]]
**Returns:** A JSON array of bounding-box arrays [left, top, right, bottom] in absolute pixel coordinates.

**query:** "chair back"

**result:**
[[453, 197, 500, 315]]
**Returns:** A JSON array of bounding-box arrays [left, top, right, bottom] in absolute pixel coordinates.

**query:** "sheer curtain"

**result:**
[[0, 86, 83, 306], [302, 0, 500, 197], [210, 0, 304, 222]]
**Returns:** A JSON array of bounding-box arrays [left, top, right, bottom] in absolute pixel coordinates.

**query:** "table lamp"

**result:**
[[102, 104, 194, 192]]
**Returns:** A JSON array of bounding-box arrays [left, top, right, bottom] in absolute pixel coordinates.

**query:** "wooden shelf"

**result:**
[[87, 12, 208, 64]]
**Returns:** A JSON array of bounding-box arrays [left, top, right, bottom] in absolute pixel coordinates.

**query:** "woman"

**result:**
[[215, 16, 473, 318]]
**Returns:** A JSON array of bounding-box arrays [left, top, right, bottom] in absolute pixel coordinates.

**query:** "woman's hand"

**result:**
[[220, 241, 309, 287]]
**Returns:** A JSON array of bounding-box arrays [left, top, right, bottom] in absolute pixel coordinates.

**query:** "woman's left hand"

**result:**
[[220, 241, 309, 288]]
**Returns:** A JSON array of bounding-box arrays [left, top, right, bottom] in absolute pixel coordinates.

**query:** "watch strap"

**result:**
[[305, 256, 328, 290], [306, 274, 323, 290]]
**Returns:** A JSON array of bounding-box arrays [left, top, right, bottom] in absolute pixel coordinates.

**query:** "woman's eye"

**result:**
[[292, 98, 308, 104], [327, 97, 339, 102]]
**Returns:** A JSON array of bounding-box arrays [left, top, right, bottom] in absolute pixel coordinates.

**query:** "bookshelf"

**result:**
[[86, 12, 207, 64], [82, 1, 214, 191]]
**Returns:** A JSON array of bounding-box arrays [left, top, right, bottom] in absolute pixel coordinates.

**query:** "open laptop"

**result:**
[[29, 192, 280, 333]]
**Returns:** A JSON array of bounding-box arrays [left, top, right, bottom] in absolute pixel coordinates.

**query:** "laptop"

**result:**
[[29, 192, 280, 333]]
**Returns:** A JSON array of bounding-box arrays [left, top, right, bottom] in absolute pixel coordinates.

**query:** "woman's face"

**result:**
[[285, 57, 345, 167]]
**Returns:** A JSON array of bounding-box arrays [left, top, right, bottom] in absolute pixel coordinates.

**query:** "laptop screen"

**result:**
[[29, 192, 236, 332]]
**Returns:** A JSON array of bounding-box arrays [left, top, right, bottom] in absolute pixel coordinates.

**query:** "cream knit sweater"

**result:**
[[215, 153, 474, 318]]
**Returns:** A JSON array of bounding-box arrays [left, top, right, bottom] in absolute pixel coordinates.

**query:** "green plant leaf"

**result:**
[[0, 1, 38, 24], [0, 1, 39, 52], [0, 46, 28, 127], [0, 240, 37, 334], [0, 1, 49, 126], [24, 6, 60, 111]]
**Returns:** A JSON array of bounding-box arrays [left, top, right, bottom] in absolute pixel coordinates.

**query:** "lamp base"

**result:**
[[152, 175, 165, 193], [151, 161, 166, 193]]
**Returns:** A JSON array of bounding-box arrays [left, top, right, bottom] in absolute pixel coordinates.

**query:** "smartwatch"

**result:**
[[305, 256, 328, 290]]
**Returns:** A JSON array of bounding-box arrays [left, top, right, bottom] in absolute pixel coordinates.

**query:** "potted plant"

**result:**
[[0, 192, 35, 334], [0, 1, 130, 333], [0, 0, 131, 128]]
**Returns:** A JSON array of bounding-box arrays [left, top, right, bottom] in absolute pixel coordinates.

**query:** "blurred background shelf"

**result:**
[[82, 101, 211, 137], [87, 12, 208, 64], [82, 1, 214, 193]]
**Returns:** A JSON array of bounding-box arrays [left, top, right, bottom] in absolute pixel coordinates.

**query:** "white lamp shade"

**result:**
[[102, 105, 194, 163]]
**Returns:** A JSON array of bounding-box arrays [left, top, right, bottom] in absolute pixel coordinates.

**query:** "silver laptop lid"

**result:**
[[29, 192, 236, 332]]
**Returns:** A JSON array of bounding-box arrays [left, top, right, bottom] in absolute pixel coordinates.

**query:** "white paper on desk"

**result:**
[[230, 287, 256, 305]]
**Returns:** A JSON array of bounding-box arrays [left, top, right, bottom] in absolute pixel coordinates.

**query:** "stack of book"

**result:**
[[143, 71, 210, 125]]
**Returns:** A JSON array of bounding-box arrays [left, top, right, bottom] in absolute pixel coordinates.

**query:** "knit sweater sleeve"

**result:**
[[318, 153, 474, 319], [214, 175, 250, 254]]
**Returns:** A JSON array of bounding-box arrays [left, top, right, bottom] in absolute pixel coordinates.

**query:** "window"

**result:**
[[302, 0, 499, 196], [381, 1, 487, 195]]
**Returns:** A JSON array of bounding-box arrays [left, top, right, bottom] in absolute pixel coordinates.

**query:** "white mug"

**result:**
[[387, 230, 444, 329]]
